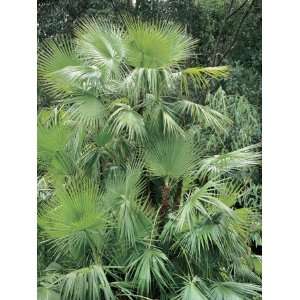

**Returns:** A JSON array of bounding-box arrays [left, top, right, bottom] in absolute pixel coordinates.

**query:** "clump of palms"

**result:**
[[37, 17, 261, 299]]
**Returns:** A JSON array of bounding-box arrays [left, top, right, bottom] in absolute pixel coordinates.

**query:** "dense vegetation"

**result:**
[[37, 1, 262, 299]]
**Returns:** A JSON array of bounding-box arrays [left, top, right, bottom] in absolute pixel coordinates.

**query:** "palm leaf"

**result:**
[[218, 181, 244, 208], [38, 180, 106, 257], [178, 66, 230, 95], [38, 37, 82, 98], [66, 94, 107, 129], [174, 99, 232, 133], [210, 281, 261, 300], [38, 123, 72, 166], [108, 103, 146, 140], [37, 287, 60, 300], [60, 264, 115, 300], [173, 276, 209, 300], [175, 213, 245, 262], [197, 144, 261, 179], [103, 164, 152, 246], [144, 98, 184, 135], [126, 246, 174, 296], [122, 19, 196, 100], [122, 68, 174, 102], [75, 18, 125, 77], [49, 65, 104, 91], [176, 180, 232, 232], [124, 19, 196, 68], [145, 133, 198, 182]]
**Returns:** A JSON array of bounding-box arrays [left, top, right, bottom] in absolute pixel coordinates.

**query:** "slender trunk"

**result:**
[[160, 184, 171, 218], [174, 180, 183, 210]]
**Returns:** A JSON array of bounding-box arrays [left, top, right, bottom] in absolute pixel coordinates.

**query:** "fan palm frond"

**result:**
[[108, 104, 146, 140], [122, 68, 174, 102], [145, 133, 198, 182], [75, 18, 125, 77], [95, 127, 114, 147], [175, 212, 245, 262], [124, 19, 196, 69], [60, 264, 115, 300], [47, 151, 79, 185], [210, 281, 261, 300], [38, 180, 106, 257], [173, 276, 210, 300], [38, 123, 72, 166], [218, 181, 244, 208], [37, 287, 60, 300], [197, 144, 261, 179], [144, 98, 184, 135], [232, 260, 262, 284], [50, 65, 104, 91], [38, 37, 82, 98], [66, 94, 107, 129], [174, 99, 232, 133], [251, 255, 262, 276], [176, 180, 232, 232], [178, 66, 230, 95], [126, 246, 174, 296], [161, 110, 184, 136], [103, 164, 152, 245]]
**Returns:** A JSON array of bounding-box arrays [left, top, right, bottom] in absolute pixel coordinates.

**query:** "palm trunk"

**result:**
[[174, 180, 183, 210], [160, 184, 171, 218]]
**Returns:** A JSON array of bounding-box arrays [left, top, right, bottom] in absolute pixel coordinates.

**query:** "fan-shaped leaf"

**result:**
[[38, 123, 72, 166], [127, 247, 173, 296], [39, 180, 106, 256], [75, 18, 125, 77], [124, 19, 196, 68], [67, 94, 107, 128], [109, 104, 146, 140], [174, 99, 232, 133], [38, 37, 82, 97], [145, 133, 198, 181], [60, 264, 115, 300], [198, 144, 261, 178], [174, 276, 209, 300], [210, 281, 261, 300], [37, 287, 60, 300]]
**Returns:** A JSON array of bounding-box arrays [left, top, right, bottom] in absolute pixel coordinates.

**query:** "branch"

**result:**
[[211, 0, 250, 66], [211, 0, 235, 65], [217, 0, 255, 65], [110, 0, 125, 22]]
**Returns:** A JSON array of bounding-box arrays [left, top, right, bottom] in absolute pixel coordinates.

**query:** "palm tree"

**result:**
[[37, 17, 261, 300]]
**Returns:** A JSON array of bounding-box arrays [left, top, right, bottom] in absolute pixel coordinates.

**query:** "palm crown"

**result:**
[[38, 17, 261, 300]]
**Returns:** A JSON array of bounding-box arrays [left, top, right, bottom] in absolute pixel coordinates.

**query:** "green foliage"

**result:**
[[60, 265, 114, 300], [37, 9, 261, 300], [145, 133, 198, 182], [124, 19, 195, 69], [38, 180, 106, 257], [127, 246, 174, 296], [37, 287, 60, 300]]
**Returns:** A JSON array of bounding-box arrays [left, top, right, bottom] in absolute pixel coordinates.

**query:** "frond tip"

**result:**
[[198, 144, 261, 178], [179, 66, 230, 94]]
